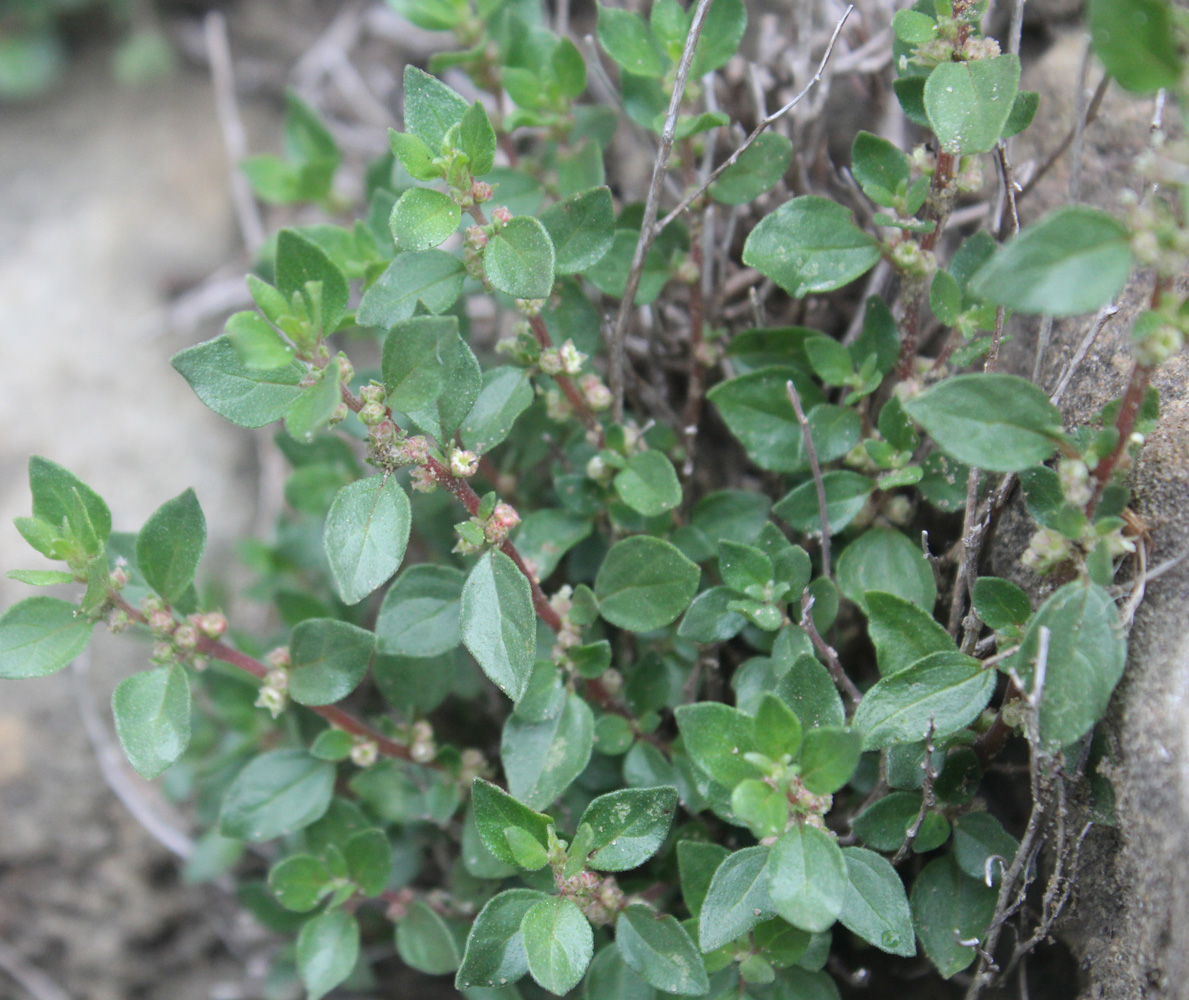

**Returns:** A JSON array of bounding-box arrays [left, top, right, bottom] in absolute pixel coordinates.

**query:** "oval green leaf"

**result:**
[[595, 536, 700, 632]]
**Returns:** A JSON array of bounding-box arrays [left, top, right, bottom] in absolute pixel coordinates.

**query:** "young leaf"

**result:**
[[288, 618, 375, 706], [699, 846, 776, 951], [742, 196, 881, 298], [616, 904, 710, 995], [456, 888, 548, 989], [219, 749, 335, 842], [775, 654, 846, 731], [837, 528, 937, 614], [911, 855, 996, 978], [595, 536, 700, 632], [268, 854, 332, 912], [389, 128, 440, 181], [502, 693, 594, 809], [711, 132, 793, 205], [471, 777, 552, 867], [766, 824, 847, 933], [484, 216, 557, 299], [356, 250, 465, 328], [971, 577, 1031, 631], [275, 228, 349, 332], [539, 186, 615, 274], [615, 451, 683, 516], [839, 848, 916, 957], [774, 471, 874, 536], [111, 664, 191, 779], [678, 586, 748, 643], [460, 100, 496, 175], [403, 65, 470, 150], [396, 900, 462, 974], [1008, 581, 1126, 748], [521, 895, 594, 994], [376, 564, 464, 657], [171, 335, 308, 428], [344, 827, 392, 895], [225, 311, 293, 369], [0, 597, 94, 680], [851, 131, 911, 206], [461, 365, 535, 454], [969, 206, 1132, 316], [904, 374, 1064, 473], [866, 591, 956, 676], [852, 652, 996, 750], [323, 475, 411, 605], [461, 549, 536, 702], [134, 489, 206, 605], [1088, 0, 1183, 93], [283, 356, 342, 444], [389, 187, 462, 252], [581, 785, 678, 872], [24, 458, 108, 559], [923, 54, 1020, 155], [674, 701, 762, 788], [298, 909, 360, 1000]]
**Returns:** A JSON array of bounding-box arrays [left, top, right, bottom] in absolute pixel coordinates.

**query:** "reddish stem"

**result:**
[[528, 315, 604, 444], [1087, 362, 1153, 515]]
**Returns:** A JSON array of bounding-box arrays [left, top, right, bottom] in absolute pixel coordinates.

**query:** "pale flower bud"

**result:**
[[350, 739, 379, 768], [450, 447, 479, 478], [538, 349, 564, 376], [559, 339, 586, 375]]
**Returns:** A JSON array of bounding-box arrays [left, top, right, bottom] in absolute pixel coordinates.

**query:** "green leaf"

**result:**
[[512, 509, 593, 580], [742, 196, 881, 298], [397, 900, 462, 974], [268, 854, 332, 912], [540, 186, 615, 274], [288, 617, 374, 706], [585, 943, 657, 1000], [924, 55, 1020, 154], [678, 586, 747, 643], [969, 206, 1132, 317], [171, 335, 308, 428], [711, 132, 792, 205], [471, 777, 552, 867], [971, 577, 1031, 631], [837, 528, 936, 614], [839, 847, 916, 957], [677, 841, 730, 920], [553, 37, 588, 99], [389, 0, 464, 31], [456, 888, 548, 989], [323, 475, 410, 606], [616, 904, 709, 995], [298, 909, 360, 1000], [775, 653, 846, 731], [911, 855, 996, 978], [309, 728, 355, 761], [376, 564, 464, 657], [953, 812, 1018, 884], [674, 701, 762, 787], [580, 785, 678, 872], [484, 216, 557, 299], [799, 727, 862, 795], [850, 131, 910, 207], [522, 895, 594, 994], [754, 692, 803, 761], [382, 315, 456, 414], [866, 591, 956, 676], [225, 311, 294, 369], [699, 846, 776, 951], [404, 321, 481, 443], [461, 366, 535, 454], [766, 824, 847, 933], [461, 549, 536, 702], [598, 5, 665, 77], [0, 597, 93, 679], [595, 536, 700, 632], [389, 128, 440, 181], [389, 187, 463, 252], [275, 228, 349, 333], [357, 250, 465, 328], [1008, 581, 1126, 748], [218, 749, 335, 842], [283, 356, 341, 444], [502, 693, 594, 809], [852, 651, 996, 750], [404, 65, 470, 151], [1002, 90, 1040, 138], [1089, 0, 1183, 93], [852, 791, 939, 850], [6, 570, 75, 586], [460, 100, 497, 175], [344, 827, 391, 895], [28, 456, 112, 554], [930, 269, 963, 325], [904, 374, 1064, 473], [615, 451, 683, 517], [805, 336, 855, 386], [691, 0, 746, 74], [893, 8, 937, 43], [111, 664, 191, 779], [774, 471, 874, 536]]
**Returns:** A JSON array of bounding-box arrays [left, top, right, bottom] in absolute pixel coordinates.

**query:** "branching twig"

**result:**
[[608, 0, 716, 421], [893, 721, 938, 864], [654, 5, 855, 237], [787, 379, 832, 580], [800, 591, 861, 709]]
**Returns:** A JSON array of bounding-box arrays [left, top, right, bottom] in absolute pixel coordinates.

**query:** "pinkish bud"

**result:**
[[492, 205, 513, 225], [266, 646, 291, 670], [359, 402, 387, 426], [471, 180, 494, 202], [465, 225, 489, 250]]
